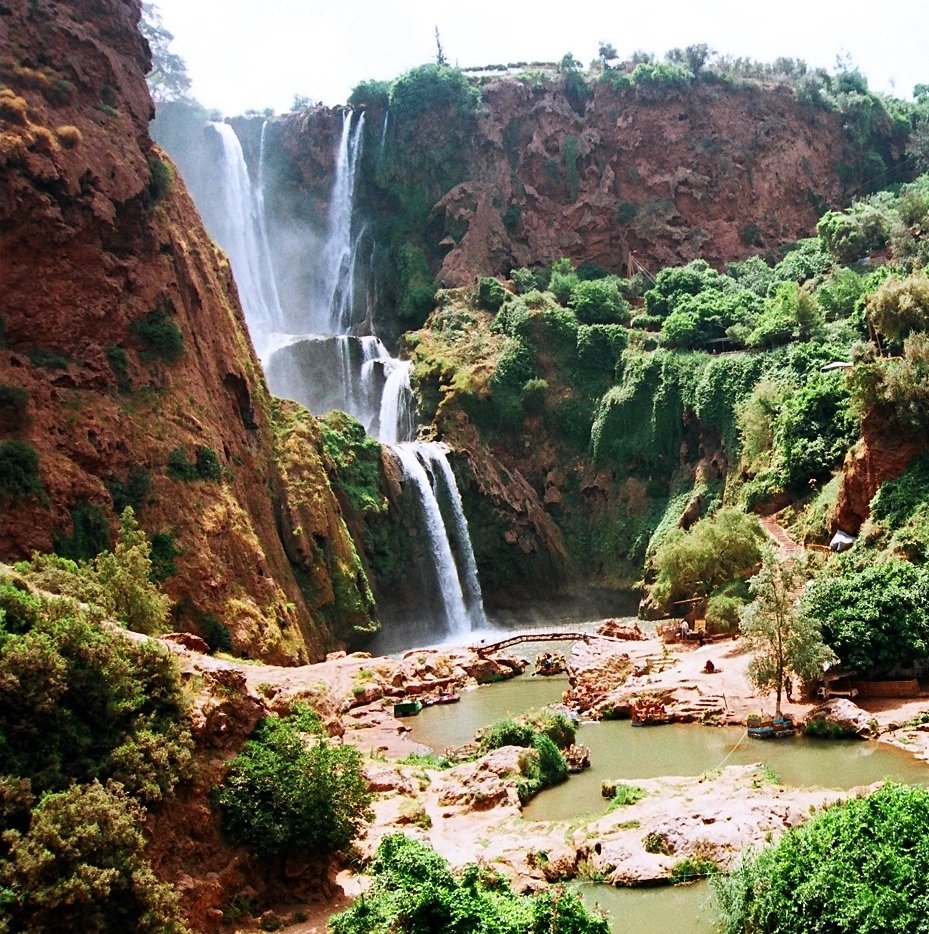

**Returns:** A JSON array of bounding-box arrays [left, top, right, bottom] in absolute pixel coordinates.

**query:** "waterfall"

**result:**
[[378, 360, 415, 445], [416, 443, 488, 630], [317, 110, 366, 334], [378, 110, 389, 167], [212, 107, 488, 642], [389, 443, 472, 639], [209, 122, 284, 354]]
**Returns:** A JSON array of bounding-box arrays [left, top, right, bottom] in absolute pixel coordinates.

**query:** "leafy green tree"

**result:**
[[94, 508, 171, 634], [801, 559, 929, 675], [140, 3, 192, 105], [330, 834, 609, 934], [568, 278, 628, 324], [651, 508, 765, 608], [213, 705, 372, 861], [866, 270, 929, 344], [0, 577, 192, 803], [715, 784, 929, 934], [741, 555, 835, 716], [0, 781, 189, 933]]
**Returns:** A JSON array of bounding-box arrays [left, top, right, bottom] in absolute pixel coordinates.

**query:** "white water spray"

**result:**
[[209, 122, 284, 354]]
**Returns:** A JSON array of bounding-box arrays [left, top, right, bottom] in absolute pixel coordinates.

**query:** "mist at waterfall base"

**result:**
[[165, 110, 504, 651]]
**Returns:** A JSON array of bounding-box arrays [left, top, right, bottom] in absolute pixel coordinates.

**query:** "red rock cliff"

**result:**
[[0, 0, 375, 662]]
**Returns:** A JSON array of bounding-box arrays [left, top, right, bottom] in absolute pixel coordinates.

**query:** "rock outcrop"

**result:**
[[0, 0, 375, 661]]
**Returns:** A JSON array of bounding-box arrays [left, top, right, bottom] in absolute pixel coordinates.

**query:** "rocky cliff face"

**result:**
[[0, 0, 375, 662], [264, 74, 863, 314]]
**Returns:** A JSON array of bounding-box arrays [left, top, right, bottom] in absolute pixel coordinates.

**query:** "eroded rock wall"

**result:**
[[0, 0, 376, 662]]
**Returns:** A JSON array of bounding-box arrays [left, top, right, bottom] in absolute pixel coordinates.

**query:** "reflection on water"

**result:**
[[571, 880, 721, 934]]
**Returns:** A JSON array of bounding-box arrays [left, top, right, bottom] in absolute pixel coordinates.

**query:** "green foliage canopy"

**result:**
[[0, 781, 189, 933], [650, 507, 765, 608], [330, 834, 609, 934], [801, 559, 929, 674], [213, 705, 372, 859], [714, 784, 929, 934]]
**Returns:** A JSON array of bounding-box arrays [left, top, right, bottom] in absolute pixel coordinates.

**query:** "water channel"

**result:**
[[406, 671, 929, 934]]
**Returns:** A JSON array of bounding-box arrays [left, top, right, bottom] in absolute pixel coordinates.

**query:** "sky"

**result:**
[[152, 0, 929, 117]]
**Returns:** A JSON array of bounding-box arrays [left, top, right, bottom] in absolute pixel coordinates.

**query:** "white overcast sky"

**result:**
[[152, 0, 929, 116]]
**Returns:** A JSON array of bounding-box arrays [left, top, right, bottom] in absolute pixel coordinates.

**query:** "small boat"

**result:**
[[393, 700, 423, 718], [747, 713, 794, 739], [630, 698, 672, 726], [422, 692, 460, 707]]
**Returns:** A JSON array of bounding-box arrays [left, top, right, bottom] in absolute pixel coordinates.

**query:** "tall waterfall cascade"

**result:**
[[207, 111, 487, 640], [208, 122, 284, 358]]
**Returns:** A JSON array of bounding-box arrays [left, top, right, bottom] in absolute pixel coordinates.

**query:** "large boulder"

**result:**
[[805, 698, 874, 738]]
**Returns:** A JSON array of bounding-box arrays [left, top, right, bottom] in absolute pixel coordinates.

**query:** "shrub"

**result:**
[[148, 530, 180, 582], [147, 156, 174, 202], [607, 784, 646, 809], [93, 507, 172, 634], [569, 278, 629, 324], [0, 439, 43, 501], [477, 277, 507, 311], [198, 613, 233, 654], [0, 575, 191, 802], [214, 705, 371, 859], [0, 782, 189, 933], [29, 347, 71, 369], [714, 785, 929, 934], [53, 501, 111, 561], [108, 466, 151, 513], [54, 124, 82, 149], [801, 559, 929, 674], [106, 345, 130, 389], [348, 78, 390, 109], [866, 271, 929, 345], [167, 445, 222, 482], [329, 834, 609, 934], [650, 508, 765, 608], [0, 384, 29, 431], [130, 300, 184, 362], [389, 64, 480, 121]]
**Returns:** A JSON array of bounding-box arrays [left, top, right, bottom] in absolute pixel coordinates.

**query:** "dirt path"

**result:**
[[759, 515, 805, 559]]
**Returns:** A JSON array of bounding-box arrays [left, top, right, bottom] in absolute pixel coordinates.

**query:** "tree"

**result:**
[[213, 705, 372, 862], [139, 3, 192, 105], [650, 508, 765, 608], [330, 834, 609, 934], [597, 42, 618, 69], [434, 26, 446, 66], [741, 555, 835, 716], [94, 507, 171, 634], [0, 781, 188, 933]]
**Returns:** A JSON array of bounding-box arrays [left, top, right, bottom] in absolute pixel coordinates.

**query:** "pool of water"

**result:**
[[407, 673, 929, 823], [571, 880, 720, 934]]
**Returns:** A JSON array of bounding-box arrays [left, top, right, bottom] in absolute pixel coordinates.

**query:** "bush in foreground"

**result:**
[[329, 834, 609, 934], [714, 784, 929, 934], [0, 781, 189, 933], [213, 705, 372, 860]]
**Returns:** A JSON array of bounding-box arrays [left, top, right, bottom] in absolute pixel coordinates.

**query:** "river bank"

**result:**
[[160, 623, 929, 933]]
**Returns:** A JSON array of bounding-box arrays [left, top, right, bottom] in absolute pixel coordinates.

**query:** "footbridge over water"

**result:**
[[473, 631, 633, 657]]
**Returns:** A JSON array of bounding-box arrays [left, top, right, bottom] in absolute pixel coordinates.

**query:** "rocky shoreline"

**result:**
[[150, 621, 929, 932]]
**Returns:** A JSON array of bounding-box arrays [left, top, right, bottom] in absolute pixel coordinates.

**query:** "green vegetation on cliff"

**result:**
[[0, 570, 192, 931]]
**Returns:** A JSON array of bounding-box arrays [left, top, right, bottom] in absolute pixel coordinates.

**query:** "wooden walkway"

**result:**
[[474, 631, 628, 657]]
